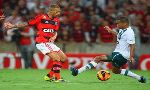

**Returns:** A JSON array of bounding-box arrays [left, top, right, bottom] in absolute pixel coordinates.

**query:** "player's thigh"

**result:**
[[57, 50, 67, 62], [46, 52, 60, 61], [112, 52, 128, 68]]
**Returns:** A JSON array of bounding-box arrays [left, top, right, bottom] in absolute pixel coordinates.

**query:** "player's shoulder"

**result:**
[[53, 17, 60, 22], [125, 27, 135, 38], [126, 27, 134, 33]]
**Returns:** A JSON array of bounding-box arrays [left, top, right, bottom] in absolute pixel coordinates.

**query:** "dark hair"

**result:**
[[115, 16, 129, 24]]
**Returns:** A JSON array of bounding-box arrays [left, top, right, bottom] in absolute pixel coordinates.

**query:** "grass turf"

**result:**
[[0, 69, 149, 90]]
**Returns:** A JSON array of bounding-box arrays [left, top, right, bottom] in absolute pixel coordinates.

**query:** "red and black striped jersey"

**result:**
[[28, 14, 60, 43]]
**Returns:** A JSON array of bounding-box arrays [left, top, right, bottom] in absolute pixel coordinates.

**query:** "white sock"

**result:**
[[78, 61, 98, 74], [120, 69, 141, 80]]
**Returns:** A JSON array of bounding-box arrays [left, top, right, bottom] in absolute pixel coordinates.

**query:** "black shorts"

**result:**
[[107, 52, 128, 68]]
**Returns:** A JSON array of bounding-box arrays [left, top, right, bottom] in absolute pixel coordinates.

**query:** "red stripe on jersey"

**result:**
[[28, 14, 60, 43]]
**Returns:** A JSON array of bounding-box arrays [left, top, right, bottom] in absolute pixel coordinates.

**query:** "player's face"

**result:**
[[116, 22, 127, 29], [53, 8, 61, 17]]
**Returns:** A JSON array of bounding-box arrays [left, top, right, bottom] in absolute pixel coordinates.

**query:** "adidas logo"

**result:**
[[45, 21, 49, 23]]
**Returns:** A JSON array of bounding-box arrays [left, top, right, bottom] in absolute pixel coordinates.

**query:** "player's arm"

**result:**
[[0, 9, 5, 21], [20, 27, 34, 37], [127, 32, 136, 63], [49, 18, 60, 42], [104, 26, 117, 36], [0, 15, 5, 20], [49, 32, 58, 42], [129, 44, 135, 63], [4, 15, 41, 29], [4, 22, 28, 29]]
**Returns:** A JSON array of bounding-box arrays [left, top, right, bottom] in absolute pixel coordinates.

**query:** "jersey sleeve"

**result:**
[[28, 15, 42, 26], [126, 31, 135, 44]]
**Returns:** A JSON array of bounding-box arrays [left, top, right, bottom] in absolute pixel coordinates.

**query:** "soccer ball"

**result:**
[[97, 70, 111, 81]]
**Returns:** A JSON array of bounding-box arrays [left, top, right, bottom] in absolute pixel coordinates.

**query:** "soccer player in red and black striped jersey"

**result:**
[[4, 4, 67, 82]]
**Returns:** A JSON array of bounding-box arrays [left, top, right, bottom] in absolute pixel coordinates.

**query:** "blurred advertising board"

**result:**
[[0, 53, 149, 70]]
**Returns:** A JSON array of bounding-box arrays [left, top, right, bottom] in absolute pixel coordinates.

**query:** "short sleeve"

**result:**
[[28, 15, 42, 26], [126, 31, 135, 44]]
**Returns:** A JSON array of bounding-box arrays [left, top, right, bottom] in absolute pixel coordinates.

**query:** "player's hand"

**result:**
[[49, 32, 57, 42], [49, 36, 56, 42], [104, 26, 112, 33], [0, 15, 5, 20], [94, 56, 102, 60], [129, 57, 135, 64], [94, 55, 107, 62], [4, 22, 15, 29]]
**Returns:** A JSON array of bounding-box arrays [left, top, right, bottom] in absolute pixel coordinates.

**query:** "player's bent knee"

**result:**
[[61, 55, 67, 62], [50, 55, 61, 61], [53, 57, 61, 61]]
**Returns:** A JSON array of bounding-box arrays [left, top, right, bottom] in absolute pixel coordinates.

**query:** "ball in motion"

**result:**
[[97, 70, 111, 81]]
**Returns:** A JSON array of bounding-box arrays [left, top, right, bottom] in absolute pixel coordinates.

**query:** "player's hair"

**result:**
[[115, 16, 129, 24], [48, 4, 60, 13]]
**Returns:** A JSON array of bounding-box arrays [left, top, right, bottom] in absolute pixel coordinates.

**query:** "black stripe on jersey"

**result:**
[[41, 19, 58, 25], [53, 64, 62, 68], [118, 29, 127, 40], [53, 70, 60, 73]]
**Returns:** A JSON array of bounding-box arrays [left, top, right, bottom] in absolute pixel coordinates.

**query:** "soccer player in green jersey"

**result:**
[[71, 16, 146, 83]]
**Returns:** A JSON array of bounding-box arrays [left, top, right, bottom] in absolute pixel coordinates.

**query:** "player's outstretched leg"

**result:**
[[120, 69, 146, 83], [112, 67, 146, 83], [71, 56, 106, 76], [70, 61, 97, 76]]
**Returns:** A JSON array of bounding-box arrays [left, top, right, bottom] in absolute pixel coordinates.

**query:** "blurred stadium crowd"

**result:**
[[0, 0, 150, 54]]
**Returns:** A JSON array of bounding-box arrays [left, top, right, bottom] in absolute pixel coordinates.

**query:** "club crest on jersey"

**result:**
[[45, 21, 49, 24], [43, 28, 55, 33]]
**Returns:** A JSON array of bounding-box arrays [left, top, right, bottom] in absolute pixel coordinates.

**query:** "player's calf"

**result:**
[[44, 61, 62, 81], [120, 69, 146, 83], [51, 61, 62, 80], [70, 55, 107, 76], [71, 61, 98, 76]]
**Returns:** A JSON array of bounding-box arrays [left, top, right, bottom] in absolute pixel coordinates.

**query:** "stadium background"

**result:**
[[0, 0, 150, 90]]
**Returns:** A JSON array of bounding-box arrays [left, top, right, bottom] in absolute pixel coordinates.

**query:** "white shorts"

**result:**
[[36, 42, 60, 55]]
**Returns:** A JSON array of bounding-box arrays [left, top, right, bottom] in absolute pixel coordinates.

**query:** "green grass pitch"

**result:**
[[0, 69, 149, 90]]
